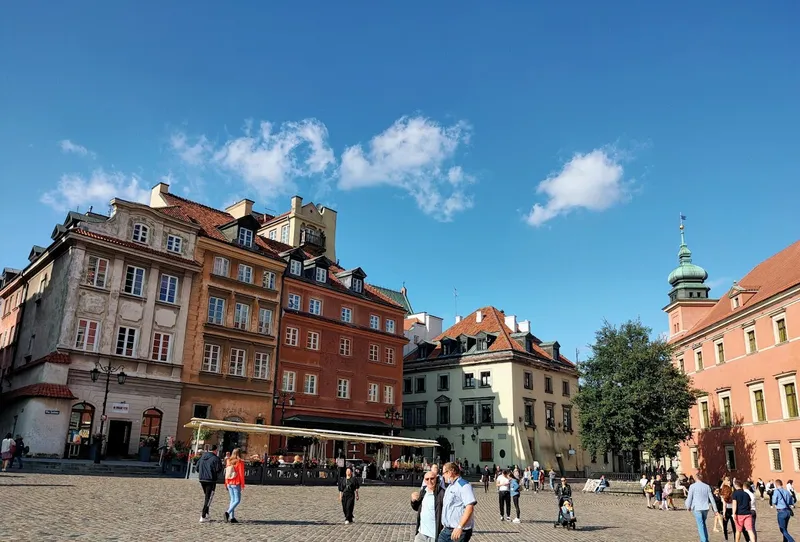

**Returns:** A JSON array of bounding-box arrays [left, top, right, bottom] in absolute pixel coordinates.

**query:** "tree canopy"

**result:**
[[573, 319, 697, 461]]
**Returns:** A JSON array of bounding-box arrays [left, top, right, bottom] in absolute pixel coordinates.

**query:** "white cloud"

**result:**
[[40, 169, 149, 212], [170, 133, 212, 166], [59, 139, 96, 158], [339, 116, 473, 221], [525, 148, 629, 227]]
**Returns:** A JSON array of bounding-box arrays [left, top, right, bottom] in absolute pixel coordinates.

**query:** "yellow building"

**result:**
[[258, 196, 337, 261]]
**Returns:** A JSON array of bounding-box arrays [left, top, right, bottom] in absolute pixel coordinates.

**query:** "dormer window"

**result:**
[[315, 268, 327, 283], [733, 296, 740, 309], [289, 260, 302, 276], [166, 235, 182, 253], [132, 223, 149, 244], [353, 278, 363, 293], [238, 228, 254, 247], [477, 338, 487, 351]]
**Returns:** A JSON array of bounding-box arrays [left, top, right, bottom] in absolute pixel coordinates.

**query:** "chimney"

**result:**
[[504, 315, 518, 333], [291, 195, 303, 214], [150, 182, 170, 208], [455, 315, 462, 324], [226, 199, 254, 219], [401, 285, 407, 296], [518, 319, 530, 333], [476, 310, 483, 323]]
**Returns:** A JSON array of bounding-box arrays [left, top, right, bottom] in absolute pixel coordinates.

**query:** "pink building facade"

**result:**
[[665, 228, 800, 482]]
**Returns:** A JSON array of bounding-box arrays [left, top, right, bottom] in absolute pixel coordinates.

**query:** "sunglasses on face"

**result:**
[[424, 477, 434, 481]]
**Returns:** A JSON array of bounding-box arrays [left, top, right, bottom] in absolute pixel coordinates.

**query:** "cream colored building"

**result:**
[[258, 195, 337, 260], [402, 306, 584, 473]]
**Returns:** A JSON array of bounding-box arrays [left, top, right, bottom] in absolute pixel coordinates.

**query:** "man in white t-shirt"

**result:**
[[496, 469, 511, 521], [1, 432, 15, 472]]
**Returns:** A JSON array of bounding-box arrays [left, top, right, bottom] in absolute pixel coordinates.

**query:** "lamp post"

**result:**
[[273, 391, 295, 451], [384, 405, 401, 437], [90, 363, 127, 464]]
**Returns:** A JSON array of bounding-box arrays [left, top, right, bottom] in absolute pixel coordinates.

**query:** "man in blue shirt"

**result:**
[[685, 472, 719, 542], [439, 462, 476, 542], [771, 479, 795, 542]]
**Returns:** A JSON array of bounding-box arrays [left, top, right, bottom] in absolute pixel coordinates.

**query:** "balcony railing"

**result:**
[[300, 229, 326, 248]]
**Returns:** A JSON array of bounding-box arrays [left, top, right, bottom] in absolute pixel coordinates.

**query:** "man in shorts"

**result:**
[[731, 479, 756, 542]]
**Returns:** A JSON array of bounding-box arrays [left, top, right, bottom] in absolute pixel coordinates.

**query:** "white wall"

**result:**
[[0, 397, 71, 457]]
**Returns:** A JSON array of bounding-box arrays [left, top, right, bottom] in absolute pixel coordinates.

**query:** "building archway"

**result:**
[[222, 416, 247, 454], [436, 436, 452, 463], [140, 408, 163, 448], [65, 402, 95, 459]]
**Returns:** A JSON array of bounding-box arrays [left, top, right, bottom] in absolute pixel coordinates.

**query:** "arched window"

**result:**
[[140, 408, 163, 448], [132, 223, 149, 244], [222, 416, 248, 453], [65, 402, 95, 458]]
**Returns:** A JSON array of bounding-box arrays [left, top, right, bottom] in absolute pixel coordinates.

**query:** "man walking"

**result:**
[[411, 468, 446, 542], [686, 472, 720, 542], [196, 445, 223, 523], [732, 479, 757, 542], [771, 479, 796, 542], [439, 462, 476, 542]]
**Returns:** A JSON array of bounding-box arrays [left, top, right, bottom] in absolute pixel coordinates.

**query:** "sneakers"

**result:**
[[199, 517, 209, 523], [505, 516, 512, 521], [224, 512, 230, 523], [344, 520, 350, 524], [512, 518, 521, 524], [230, 518, 239, 524], [500, 516, 505, 521]]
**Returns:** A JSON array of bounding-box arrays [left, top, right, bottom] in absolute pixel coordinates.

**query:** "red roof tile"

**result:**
[[682, 240, 800, 338], [71, 229, 200, 267], [1, 383, 76, 402], [34, 352, 71, 365], [404, 317, 422, 331]]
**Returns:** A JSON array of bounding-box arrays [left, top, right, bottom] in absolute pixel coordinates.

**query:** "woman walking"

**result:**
[[224, 448, 245, 523], [481, 466, 491, 493], [338, 466, 360, 524], [496, 469, 511, 521], [510, 471, 522, 523]]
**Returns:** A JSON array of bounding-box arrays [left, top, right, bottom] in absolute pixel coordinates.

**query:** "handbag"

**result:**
[[226, 465, 236, 480]]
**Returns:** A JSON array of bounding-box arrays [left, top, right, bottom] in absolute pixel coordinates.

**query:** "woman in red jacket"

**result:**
[[224, 448, 246, 523]]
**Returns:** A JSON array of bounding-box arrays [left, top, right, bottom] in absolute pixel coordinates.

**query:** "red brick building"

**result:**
[[267, 246, 408, 460]]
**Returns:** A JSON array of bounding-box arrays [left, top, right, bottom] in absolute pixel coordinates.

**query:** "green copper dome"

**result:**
[[667, 228, 709, 286]]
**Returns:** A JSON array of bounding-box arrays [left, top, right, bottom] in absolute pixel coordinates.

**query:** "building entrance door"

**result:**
[[106, 420, 132, 457]]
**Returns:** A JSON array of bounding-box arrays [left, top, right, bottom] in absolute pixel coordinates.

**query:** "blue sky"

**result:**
[[1, 2, 799, 360]]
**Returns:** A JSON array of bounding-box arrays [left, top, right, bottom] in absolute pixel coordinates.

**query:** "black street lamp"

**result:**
[[384, 405, 401, 437], [90, 363, 127, 464], [273, 391, 295, 450]]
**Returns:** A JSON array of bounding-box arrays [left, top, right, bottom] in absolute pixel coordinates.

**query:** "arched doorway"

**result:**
[[135, 408, 163, 460], [222, 416, 247, 454], [436, 436, 452, 464], [65, 402, 95, 459]]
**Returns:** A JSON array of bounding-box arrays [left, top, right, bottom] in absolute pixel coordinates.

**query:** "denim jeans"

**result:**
[[777, 509, 795, 542], [227, 484, 241, 517], [437, 528, 472, 542], [693, 510, 709, 542]]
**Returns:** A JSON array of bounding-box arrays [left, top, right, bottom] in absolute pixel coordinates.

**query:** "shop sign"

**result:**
[[111, 402, 130, 414], [45, 410, 60, 415]]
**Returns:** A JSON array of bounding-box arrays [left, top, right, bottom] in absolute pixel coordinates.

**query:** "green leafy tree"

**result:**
[[574, 319, 697, 464]]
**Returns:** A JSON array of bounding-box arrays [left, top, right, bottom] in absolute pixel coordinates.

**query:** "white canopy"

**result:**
[[184, 417, 439, 448]]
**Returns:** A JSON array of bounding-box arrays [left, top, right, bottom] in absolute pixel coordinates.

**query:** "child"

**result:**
[[561, 500, 574, 520], [662, 481, 674, 510]]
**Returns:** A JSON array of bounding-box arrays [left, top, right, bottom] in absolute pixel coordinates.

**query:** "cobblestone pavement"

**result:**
[[0, 472, 794, 541]]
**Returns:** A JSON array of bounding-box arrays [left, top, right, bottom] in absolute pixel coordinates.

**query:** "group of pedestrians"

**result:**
[[1, 433, 26, 471], [411, 462, 476, 542], [686, 471, 796, 542]]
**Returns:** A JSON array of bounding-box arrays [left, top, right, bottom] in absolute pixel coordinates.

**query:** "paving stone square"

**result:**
[[0, 472, 794, 541]]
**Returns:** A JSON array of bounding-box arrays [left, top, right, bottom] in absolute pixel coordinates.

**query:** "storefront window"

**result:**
[[65, 402, 94, 459], [140, 408, 163, 449]]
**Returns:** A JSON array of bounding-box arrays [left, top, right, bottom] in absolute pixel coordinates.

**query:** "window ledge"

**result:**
[[81, 284, 110, 294], [119, 292, 145, 301], [753, 421, 769, 425], [776, 340, 789, 347], [155, 300, 179, 308]]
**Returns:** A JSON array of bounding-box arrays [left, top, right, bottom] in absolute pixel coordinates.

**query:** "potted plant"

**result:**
[[138, 436, 156, 462]]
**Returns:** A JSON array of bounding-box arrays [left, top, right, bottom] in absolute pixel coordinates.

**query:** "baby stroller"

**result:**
[[554, 496, 577, 529]]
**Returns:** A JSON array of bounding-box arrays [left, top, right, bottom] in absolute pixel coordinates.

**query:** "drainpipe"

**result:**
[[269, 269, 287, 454]]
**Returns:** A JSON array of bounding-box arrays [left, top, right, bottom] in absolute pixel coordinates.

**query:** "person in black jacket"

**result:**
[[197, 445, 224, 523], [410, 469, 446, 542]]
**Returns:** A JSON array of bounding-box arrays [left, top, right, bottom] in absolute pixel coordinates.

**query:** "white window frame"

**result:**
[[383, 384, 394, 404], [285, 327, 299, 347], [262, 271, 276, 290], [368, 344, 379, 362], [315, 268, 327, 283], [237, 264, 253, 284], [132, 223, 149, 244], [352, 277, 363, 293], [151, 332, 172, 362], [289, 259, 302, 276], [385, 347, 395, 365], [282, 370, 296, 392], [718, 391, 732, 426], [268, 230, 276, 240], [725, 444, 737, 470], [768, 443, 784, 472], [306, 331, 319, 350], [386, 319, 395, 334], [748, 382, 768, 423], [238, 228, 254, 247], [698, 397, 710, 429], [773, 314, 789, 344], [341, 307, 352, 323], [229, 348, 246, 377], [340, 337, 351, 356], [75, 319, 100, 352], [288, 293, 301, 311], [369, 315, 380, 330], [233, 303, 250, 330], [714, 339, 725, 364], [303, 374, 318, 395], [744, 325, 757, 354], [166, 235, 182, 254], [123, 265, 146, 297], [778, 375, 799, 419], [213, 257, 230, 277], [337, 378, 350, 399], [792, 442, 800, 472], [208, 297, 225, 325], [257, 308, 273, 335], [367, 383, 379, 403], [254, 352, 270, 380], [202, 344, 221, 373], [86, 256, 109, 288], [116, 326, 138, 357], [308, 298, 322, 316], [280, 225, 289, 244], [158, 274, 179, 304], [694, 348, 704, 372]]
